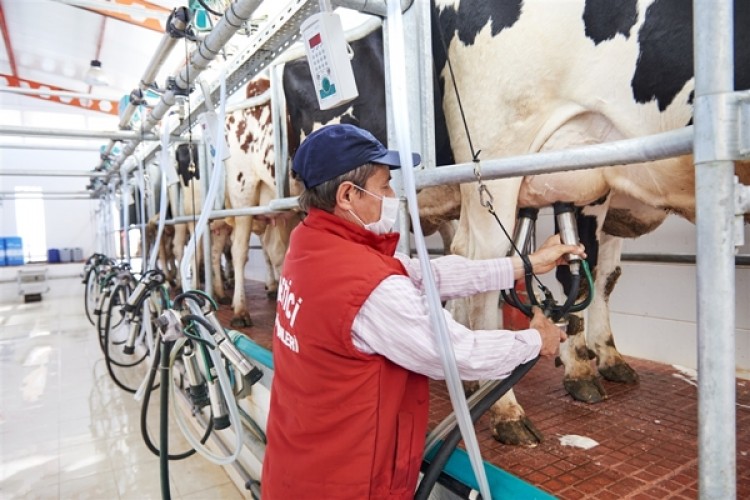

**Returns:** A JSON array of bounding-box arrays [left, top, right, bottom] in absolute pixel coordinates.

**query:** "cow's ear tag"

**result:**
[[300, 11, 359, 111]]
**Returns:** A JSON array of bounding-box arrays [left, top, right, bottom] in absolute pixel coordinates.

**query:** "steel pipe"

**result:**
[[0, 169, 107, 177], [693, 0, 737, 498], [111, 0, 265, 176], [0, 125, 157, 141], [0, 143, 101, 152], [413, 126, 693, 188], [0, 195, 93, 200], [0, 86, 113, 101], [332, 0, 413, 17]]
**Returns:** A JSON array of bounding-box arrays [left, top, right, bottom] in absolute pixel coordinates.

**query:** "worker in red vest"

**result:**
[[261, 124, 585, 499]]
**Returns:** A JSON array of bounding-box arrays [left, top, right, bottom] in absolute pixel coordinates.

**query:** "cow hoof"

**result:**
[[563, 377, 607, 403], [599, 362, 639, 384], [230, 316, 253, 328], [462, 380, 480, 397], [217, 296, 231, 306], [490, 416, 543, 446]]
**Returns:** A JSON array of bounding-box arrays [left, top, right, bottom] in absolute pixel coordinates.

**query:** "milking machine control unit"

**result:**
[[300, 10, 358, 110]]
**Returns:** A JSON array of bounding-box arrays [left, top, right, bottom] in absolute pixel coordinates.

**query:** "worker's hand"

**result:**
[[516, 234, 586, 278], [530, 306, 567, 356]]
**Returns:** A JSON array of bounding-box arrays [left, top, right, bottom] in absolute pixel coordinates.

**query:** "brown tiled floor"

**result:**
[[221, 280, 750, 499]]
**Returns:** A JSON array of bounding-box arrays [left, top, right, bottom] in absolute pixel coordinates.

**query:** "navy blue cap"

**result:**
[[292, 124, 421, 189]]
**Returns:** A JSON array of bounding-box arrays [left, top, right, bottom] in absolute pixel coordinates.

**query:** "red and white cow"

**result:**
[[216, 76, 301, 327], [433, 0, 750, 444]]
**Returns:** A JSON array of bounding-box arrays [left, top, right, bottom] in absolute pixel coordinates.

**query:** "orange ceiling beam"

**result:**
[[77, 0, 170, 32], [1, 74, 120, 116], [0, 0, 18, 76]]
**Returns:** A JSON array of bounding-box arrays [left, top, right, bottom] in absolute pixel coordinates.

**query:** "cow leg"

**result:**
[[437, 220, 457, 255], [210, 220, 231, 305], [261, 241, 277, 298], [230, 215, 254, 327], [555, 202, 609, 403], [452, 180, 543, 444], [172, 223, 187, 292], [588, 233, 638, 384], [262, 215, 300, 298]]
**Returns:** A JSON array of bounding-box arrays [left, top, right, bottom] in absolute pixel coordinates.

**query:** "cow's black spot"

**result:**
[[432, 0, 519, 164], [434, 0, 522, 70], [583, 0, 638, 44], [631, 0, 693, 111], [284, 29, 386, 155], [631, 1, 749, 112], [176, 143, 199, 187]]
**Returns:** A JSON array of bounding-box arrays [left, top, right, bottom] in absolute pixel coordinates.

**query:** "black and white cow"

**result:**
[[433, 0, 750, 444], [284, 24, 462, 250]]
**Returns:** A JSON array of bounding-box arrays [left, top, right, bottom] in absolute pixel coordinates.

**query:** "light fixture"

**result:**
[[85, 59, 110, 86]]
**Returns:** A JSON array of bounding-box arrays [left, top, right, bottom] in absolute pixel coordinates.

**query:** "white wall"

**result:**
[[1, 147, 99, 260]]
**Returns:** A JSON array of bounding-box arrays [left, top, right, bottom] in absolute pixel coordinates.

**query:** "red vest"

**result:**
[[261, 208, 429, 499]]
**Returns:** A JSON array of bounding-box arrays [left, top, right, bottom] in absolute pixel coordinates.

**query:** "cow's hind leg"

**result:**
[[210, 220, 232, 305], [229, 215, 255, 328], [588, 233, 638, 384], [556, 202, 608, 403]]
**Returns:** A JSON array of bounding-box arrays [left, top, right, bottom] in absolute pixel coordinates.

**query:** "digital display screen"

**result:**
[[309, 33, 322, 48]]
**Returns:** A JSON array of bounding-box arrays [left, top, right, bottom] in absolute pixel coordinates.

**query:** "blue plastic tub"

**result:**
[[4, 237, 23, 266]]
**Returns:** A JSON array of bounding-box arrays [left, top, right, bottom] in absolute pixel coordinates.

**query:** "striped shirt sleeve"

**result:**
[[351, 256, 541, 380], [393, 253, 516, 300]]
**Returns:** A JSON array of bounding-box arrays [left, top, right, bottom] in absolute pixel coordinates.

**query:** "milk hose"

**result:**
[[170, 302, 244, 464], [385, 1, 491, 498], [178, 67, 227, 291], [147, 120, 173, 272], [160, 337, 174, 500], [138, 336, 212, 460]]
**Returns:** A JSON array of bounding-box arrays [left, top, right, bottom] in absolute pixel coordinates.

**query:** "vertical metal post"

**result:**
[[693, 1, 737, 497], [271, 63, 290, 199], [120, 171, 131, 262], [385, 0, 434, 255]]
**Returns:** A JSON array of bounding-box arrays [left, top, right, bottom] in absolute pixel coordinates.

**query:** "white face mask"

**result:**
[[348, 185, 399, 235]]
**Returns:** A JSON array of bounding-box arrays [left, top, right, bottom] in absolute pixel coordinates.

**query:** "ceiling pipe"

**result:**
[[332, 0, 414, 17], [0, 195, 94, 200], [107, 0, 415, 181], [0, 86, 115, 100], [106, 0, 265, 178], [0, 169, 108, 177], [0, 190, 92, 195], [96, 13, 183, 163], [0, 143, 101, 151], [0, 124, 158, 141]]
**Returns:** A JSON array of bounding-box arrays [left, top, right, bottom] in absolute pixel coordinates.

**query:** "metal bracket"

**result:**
[[739, 90, 750, 159], [694, 89, 750, 163], [734, 176, 750, 248]]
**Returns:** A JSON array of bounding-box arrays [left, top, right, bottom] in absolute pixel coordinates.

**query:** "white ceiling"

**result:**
[[0, 0, 284, 126]]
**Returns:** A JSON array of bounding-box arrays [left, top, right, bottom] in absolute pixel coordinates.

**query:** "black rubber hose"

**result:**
[[160, 339, 173, 500], [414, 357, 539, 500], [140, 341, 211, 460]]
